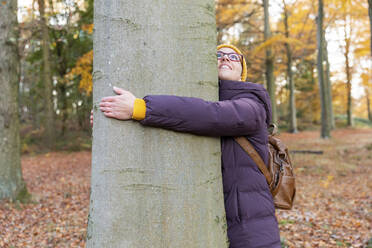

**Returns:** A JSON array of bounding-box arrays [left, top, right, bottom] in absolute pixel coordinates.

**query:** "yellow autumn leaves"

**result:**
[[66, 50, 93, 95], [66, 24, 93, 95]]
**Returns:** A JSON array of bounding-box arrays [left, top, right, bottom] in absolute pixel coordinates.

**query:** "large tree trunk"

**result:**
[[317, 0, 331, 138], [0, 0, 27, 200], [283, 0, 297, 133], [37, 0, 55, 148], [86, 1, 227, 247], [263, 0, 277, 124]]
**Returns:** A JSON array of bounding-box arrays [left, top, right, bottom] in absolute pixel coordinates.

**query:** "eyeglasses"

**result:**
[[217, 51, 242, 62]]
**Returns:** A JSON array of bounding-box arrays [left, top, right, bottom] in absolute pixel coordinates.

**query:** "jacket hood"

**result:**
[[219, 79, 272, 127]]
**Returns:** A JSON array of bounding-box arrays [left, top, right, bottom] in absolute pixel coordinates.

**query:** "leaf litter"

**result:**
[[0, 128, 371, 247]]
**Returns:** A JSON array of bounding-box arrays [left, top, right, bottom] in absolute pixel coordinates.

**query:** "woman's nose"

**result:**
[[221, 54, 230, 61]]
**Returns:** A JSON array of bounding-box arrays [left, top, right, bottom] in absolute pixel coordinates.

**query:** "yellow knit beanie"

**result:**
[[217, 44, 247, 82]]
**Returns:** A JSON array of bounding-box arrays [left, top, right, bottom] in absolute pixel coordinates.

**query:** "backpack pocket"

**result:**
[[273, 175, 296, 210]]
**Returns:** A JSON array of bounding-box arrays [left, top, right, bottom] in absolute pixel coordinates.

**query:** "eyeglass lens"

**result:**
[[217, 52, 241, 61]]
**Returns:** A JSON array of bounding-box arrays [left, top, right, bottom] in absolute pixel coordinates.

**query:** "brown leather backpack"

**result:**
[[234, 124, 296, 210]]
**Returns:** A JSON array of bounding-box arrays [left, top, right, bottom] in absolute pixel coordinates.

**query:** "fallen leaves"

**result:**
[[277, 128, 372, 247], [0, 128, 371, 247], [0, 152, 91, 248]]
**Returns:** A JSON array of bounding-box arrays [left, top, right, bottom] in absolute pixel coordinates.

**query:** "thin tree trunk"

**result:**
[[368, 0, 372, 56], [59, 83, 67, 136], [367, 0, 372, 121], [310, 61, 316, 123], [323, 40, 335, 129], [343, 19, 353, 126], [263, 0, 277, 124], [38, 0, 55, 148], [55, 41, 68, 137], [283, 0, 297, 133], [0, 0, 27, 200], [366, 89, 372, 121], [317, 0, 331, 138], [86, 1, 227, 247]]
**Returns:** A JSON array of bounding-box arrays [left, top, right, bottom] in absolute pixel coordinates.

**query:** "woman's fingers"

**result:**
[[101, 96, 116, 102], [99, 101, 112, 107], [100, 107, 112, 112], [103, 112, 116, 118], [113, 86, 126, 95], [90, 110, 93, 127]]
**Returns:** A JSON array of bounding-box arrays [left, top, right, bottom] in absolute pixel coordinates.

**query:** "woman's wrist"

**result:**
[[132, 98, 146, 120]]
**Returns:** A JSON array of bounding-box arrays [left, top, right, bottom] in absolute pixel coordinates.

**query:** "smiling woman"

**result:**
[[217, 48, 242, 81], [94, 44, 281, 248], [216, 44, 247, 82]]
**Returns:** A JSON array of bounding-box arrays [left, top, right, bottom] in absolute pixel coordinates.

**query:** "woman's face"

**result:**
[[217, 47, 243, 81]]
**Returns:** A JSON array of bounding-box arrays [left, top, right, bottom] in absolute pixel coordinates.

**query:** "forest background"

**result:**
[[1, 0, 371, 247], [16, 0, 372, 152]]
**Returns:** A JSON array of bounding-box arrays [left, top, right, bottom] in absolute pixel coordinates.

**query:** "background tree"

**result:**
[[360, 72, 372, 121], [341, 0, 353, 126], [37, 0, 55, 147], [86, 0, 227, 247], [323, 39, 335, 129], [263, 0, 278, 124], [368, 0, 372, 56], [0, 0, 28, 200], [282, 0, 297, 133], [317, 0, 331, 138], [321, 1, 334, 131]]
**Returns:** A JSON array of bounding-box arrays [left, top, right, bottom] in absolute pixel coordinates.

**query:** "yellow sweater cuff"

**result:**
[[132, 98, 146, 120]]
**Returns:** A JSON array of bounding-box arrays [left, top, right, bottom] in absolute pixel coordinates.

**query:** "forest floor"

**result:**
[[0, 128, 371, 248]]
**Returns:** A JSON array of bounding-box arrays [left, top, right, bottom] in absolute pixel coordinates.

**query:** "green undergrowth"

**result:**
[[15, 186, 32, 204], [21, 124, 92, 154]]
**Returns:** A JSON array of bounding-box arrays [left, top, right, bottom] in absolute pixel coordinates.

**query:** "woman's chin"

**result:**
[[218, 74, 240, 81]]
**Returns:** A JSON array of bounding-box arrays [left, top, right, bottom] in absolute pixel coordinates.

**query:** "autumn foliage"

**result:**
[[69, 0, 371, 127], [215, 0, 371, 125]]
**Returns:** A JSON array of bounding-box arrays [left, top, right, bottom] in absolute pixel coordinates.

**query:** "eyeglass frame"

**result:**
[[216, 51, 243, 62]]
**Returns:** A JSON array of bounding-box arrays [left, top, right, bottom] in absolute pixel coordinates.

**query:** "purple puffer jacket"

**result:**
[[140, 79, 281, 248]]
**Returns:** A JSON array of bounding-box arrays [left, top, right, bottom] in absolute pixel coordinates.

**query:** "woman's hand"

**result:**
[[99, 86, 137, 120], [90, 110, 93, 127]]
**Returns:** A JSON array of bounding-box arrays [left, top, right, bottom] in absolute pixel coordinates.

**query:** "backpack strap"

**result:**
[[268, 123, 278, 136], [234, 137, 272, 185]]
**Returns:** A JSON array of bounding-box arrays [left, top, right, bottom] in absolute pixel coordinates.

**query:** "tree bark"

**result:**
[[368, 0, 372, 56], [263, 0, 277, 124], [283, 0, 297, 133], [323, 39, 335, 129], [0, 0, 27, 200], [37, 0, 55, 148], [317, 0, 331, 138], [310, 61, 316, 123], [343, 14, 353, 127], [58, 83, 67, 136], [86, 1, 227, 247], [366, 88, 372, 121], [367, 0, 372, 121]]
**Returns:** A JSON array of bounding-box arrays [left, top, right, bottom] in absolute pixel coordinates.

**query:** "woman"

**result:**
[[94, 44, 281, 248]]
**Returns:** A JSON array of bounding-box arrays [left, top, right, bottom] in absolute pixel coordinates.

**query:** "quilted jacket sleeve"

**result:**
[[139, 95, 266, 137]]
